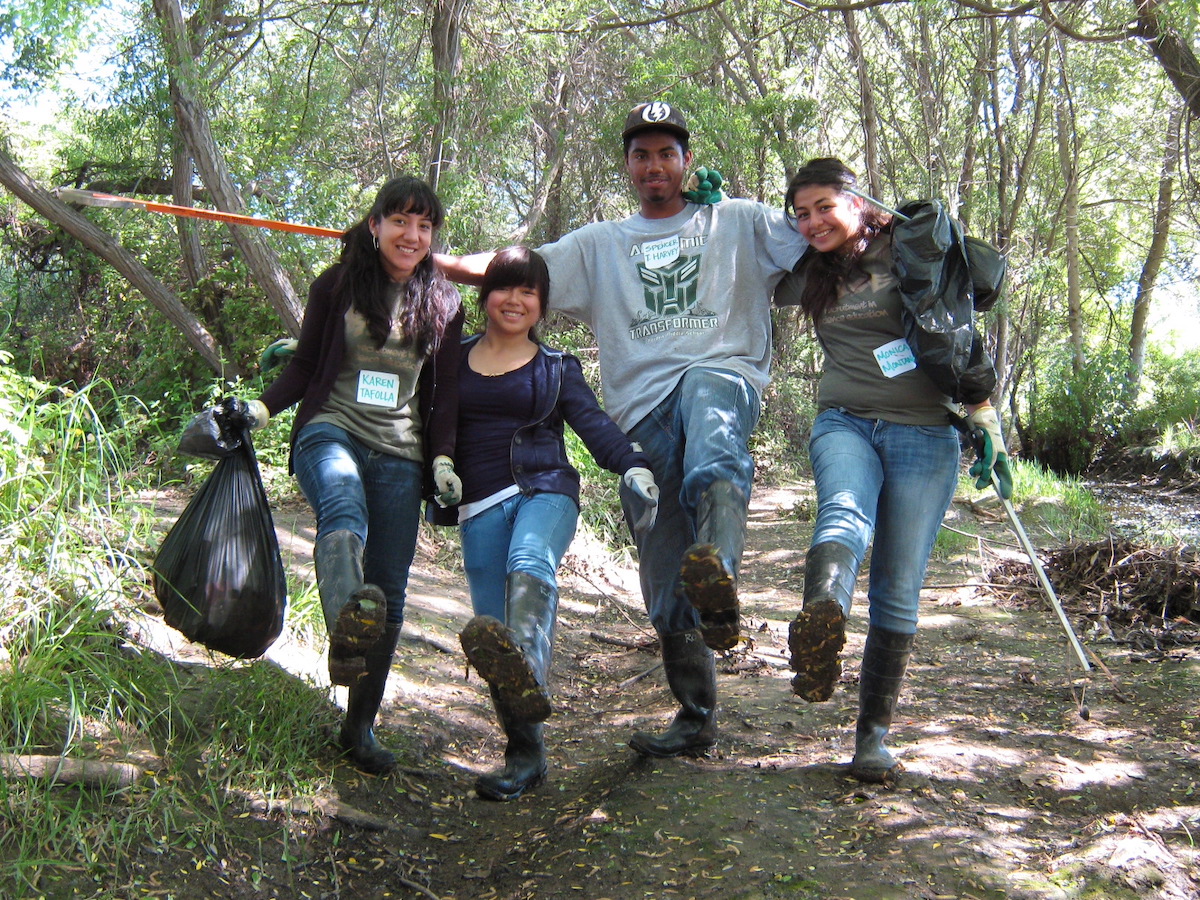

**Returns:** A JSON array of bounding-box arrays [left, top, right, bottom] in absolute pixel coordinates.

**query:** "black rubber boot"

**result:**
[[788, 541, 859, 702], [338, 623, 402, 775], [629, 629, 718, 758], [680, 480, 748, 651], [314, 530, 387, 686], [475, 687, 548, 801], [460, 572, 558, 724], [850, 627, 915, 783]]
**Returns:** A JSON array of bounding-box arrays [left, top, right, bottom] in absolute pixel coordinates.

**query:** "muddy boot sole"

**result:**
[[329, 651, 368, 686], [460, 616, 552, 723], [328, 585, 386, 686], [787, 599, 846, 702], [680, 544, 740, 651]]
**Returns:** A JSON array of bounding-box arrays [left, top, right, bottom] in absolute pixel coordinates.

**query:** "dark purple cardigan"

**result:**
[[257, 264, 463, 500], [428, 334, 650, 527]]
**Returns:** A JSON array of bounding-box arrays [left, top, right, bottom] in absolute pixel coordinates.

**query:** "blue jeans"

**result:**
[[293, 422, 423, 627], [621, 367, 760, 636], [808, 408, 960, 634], [460, 492, 579, 621]]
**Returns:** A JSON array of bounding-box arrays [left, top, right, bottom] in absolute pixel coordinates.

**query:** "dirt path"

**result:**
[[140, 481, 1200, 900]]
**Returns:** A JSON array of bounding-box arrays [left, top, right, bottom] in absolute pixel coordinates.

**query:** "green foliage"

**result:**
[[565, 422, 629, 549], [1025, 346, 1130, 476], [2, 0, 1199, 501], [1125, 345, 1200, 440], [963, 456, 1110, 543], [753, 376, 815, 481], [1157, 420, 1200, 457], [0, 0, 102, 90], [0, 355, 342, 893]]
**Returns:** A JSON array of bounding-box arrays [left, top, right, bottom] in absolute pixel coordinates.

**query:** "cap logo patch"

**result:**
[[642, 102, 673, 124]]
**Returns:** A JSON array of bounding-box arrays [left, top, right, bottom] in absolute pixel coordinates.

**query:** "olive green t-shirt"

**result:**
[[777, 234, 954, 426], [309, 288, 425, 461]]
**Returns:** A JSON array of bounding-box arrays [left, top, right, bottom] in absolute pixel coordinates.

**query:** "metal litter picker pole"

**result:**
[[845, 186, 911, 222], [991, 473, 1092, 674], [53, 188, 344, 239], [947, 412, 1092, 675]]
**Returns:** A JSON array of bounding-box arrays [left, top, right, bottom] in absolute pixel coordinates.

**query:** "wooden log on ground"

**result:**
[[0, 754, 146, 788]]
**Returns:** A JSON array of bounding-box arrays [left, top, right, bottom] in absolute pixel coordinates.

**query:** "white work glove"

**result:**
[[246, 399, 270, 431], [623, 466, 660, 531], [432, 455, 462, 507]]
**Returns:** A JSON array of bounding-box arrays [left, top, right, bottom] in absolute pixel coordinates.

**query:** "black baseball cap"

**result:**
[[622, 102, 690, 142]]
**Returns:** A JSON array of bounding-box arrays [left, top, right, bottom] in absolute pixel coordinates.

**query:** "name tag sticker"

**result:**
[[874, 339, 917, 378], [642, 235, 680, 270], [357, 370, 400, 407]]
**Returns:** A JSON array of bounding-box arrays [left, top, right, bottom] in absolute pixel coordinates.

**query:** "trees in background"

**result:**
[[2, 0, 1198, 472]]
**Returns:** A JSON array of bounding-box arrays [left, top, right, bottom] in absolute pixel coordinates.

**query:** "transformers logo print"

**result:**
[[639, 255, 700, 316], [629, 254, 718, 340]]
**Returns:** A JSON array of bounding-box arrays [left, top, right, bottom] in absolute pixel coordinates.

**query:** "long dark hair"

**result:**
[[476, 246, 550, 341], [783, 157, 891, 326], [335, 175, 459, 355]]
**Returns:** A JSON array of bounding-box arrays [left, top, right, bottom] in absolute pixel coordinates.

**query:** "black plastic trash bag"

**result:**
[[892, 199, 1007, 405], [177, 397, 257, 460], [153, 419, 286, 659]]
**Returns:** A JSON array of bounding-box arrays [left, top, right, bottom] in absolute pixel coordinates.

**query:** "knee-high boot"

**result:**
[[338, 623, 402, 774], [475, 687, 548, 801], [459, 572, 558, 724], [680, 480, 748, 651], [850, 627, 915, 783], [628, 629, 718, 758], [314, 530, 387, 686], [788, 541, 859, 702]]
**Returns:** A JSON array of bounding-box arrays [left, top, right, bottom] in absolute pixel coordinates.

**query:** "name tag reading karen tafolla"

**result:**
[[357, 370, 400, 407]]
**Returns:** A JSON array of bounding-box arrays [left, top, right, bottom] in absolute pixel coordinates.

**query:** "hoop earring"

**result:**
[[372, 233, 379, 251]]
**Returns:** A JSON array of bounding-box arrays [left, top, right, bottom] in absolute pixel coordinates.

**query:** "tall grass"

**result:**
[[1158, 420, 1200, 458], [937, 456, 1110, 558], [0, 356, 341, 897]]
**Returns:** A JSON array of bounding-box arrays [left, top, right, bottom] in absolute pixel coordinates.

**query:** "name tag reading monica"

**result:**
[[357, 370, 400, 407], [874, 339, 917, 378]]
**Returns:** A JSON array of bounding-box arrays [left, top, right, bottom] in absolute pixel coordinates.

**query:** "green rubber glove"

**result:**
[[260, 338, 298, 372], [968, 406, 1013, 499], [682, 167, 726, 204]]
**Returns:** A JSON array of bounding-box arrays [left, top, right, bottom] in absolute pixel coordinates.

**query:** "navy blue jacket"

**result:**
[[429, 335, 650, 526]]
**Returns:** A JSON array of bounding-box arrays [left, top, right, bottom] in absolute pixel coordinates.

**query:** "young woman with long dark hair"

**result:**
[[238, 175, 464, 774]]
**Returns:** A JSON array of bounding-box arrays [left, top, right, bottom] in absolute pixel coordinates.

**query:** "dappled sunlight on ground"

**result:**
[[129, 480, 1199, 899]]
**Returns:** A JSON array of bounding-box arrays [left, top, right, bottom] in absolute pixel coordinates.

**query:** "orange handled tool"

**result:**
[[53, 187, 344, 239]]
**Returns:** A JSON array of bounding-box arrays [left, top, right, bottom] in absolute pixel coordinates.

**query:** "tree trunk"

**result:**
[[0, 148, 231, 375], [0, 754, 146, 788], [152, 0, 302, 336], [427, 0, 472, 190], [1134, 0, 1200, 122], [171, 139, 207, 288], [1056, 52, 1085, 374], [1127, 105, 1181, 396], [844, 10, 883, 195]]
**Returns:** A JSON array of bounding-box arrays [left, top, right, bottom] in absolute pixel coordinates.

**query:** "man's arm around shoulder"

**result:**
[[435, 251, 495, 286]]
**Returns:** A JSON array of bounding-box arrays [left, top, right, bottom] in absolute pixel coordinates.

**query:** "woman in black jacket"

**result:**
[[243, 175, 463, 774], [440, 247, 659, 801]]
